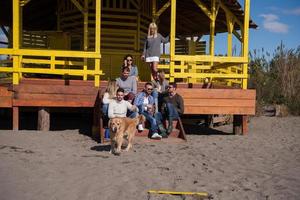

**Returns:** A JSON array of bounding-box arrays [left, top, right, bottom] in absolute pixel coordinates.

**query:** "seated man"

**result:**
[[108, 88, 138, 119], [116, 67, 137, 102], [161, 83, 184, 134], [134, 82, 167, 139]]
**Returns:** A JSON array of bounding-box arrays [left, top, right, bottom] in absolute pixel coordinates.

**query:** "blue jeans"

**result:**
[[102, 104, 109, 116], [140, 111, 158, 134], [127, 110, 138, 118], [151, 89, 159, 113], [165, 103, 179, 120]]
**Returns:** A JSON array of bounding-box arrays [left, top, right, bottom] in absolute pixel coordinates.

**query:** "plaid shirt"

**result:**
[[133, 91, 154, 112]]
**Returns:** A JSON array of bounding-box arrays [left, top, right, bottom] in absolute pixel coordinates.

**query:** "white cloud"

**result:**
[[283, 7, 300, 15], [260, 14, 289, 34]]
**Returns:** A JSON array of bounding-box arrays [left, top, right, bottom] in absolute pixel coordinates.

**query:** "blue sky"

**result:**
[[213, 0, 300, 56]]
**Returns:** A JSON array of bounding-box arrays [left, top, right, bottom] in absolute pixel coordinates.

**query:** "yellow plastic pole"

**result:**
[[148, 190, 209, 197], [83, 0, 88, 80], [169, 0, 176, 82], [242, 0, 250, 89], [13, 0, 20, 85], [94, 0, 101, 87]]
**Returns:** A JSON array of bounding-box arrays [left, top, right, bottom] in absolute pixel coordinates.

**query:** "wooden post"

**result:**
[[37, 107, 50, 131], [13, 106, 19, 130], [233, 115, 242, 135], [233, 115, 248, 135]]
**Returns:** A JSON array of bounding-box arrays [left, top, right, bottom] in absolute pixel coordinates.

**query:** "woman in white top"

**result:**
[[102, 80, 118, 116], [142, 22, 169, 81]]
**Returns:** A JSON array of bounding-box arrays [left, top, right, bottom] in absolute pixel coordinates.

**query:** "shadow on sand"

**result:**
[[182, 122, 234, 135], [90, 144, 111, 152]]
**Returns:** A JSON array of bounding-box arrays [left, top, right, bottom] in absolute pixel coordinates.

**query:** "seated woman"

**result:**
[[151, 70, 169, 113], [123, 54, 139, 81], [102, 80, 118, 117]]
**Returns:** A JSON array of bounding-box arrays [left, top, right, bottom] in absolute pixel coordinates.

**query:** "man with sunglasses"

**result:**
[[161, 83, 184, 134], [134, 82, 167, 139]]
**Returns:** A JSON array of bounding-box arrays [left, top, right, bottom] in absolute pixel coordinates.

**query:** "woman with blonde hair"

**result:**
[[142, 22, 169, 80], [102, 80, 118, 116]]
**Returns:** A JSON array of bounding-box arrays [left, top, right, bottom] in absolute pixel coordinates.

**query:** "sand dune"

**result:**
[[0, 116, 299, 200]]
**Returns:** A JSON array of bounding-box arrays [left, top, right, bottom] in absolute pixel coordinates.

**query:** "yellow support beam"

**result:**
[[156, 0, 171, 18], [83, 0, 88, 80], [94, 0, 101, 87], [152, 0, 156, 21], [173, 55, 247, 63], [219, 0, 243, 28], [242, 0, 250, 89], [172, 73, 247, 79], [13, 0, 20, 85], [233, 29, 242, 42], [0, 49, 101, 58], [226, 13, 234, 56], [169, 0, 176, 82], [70, 0, 84, 14], [193, 0, 212, 20], [209, 0, 216, 57]]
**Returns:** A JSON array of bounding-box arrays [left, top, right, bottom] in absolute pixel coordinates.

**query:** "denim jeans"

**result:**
[[140, 111, 158, 134], [165, 103, 179, 120], [102, 103, 109, 116], [151, 89, 159, 113]]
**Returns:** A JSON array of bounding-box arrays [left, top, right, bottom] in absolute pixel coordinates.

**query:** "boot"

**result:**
[[167, 118, 173, 135], [158, 124, 168, 138]]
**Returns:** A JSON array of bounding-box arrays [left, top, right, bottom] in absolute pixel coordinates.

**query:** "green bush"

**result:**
[[249, 43, 300, 115]]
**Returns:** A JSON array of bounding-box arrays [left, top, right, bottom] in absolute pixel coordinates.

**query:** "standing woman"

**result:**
[[142, 22, 169, 80]]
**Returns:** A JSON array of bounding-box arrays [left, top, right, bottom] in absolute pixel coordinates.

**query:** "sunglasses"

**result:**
[[127, 59, 133, 61], [168, 86, 173, 89], [147, 88, 153, 91]]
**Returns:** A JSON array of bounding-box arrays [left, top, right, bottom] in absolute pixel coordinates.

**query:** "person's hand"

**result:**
[[141, 55, 145, 61], [123, 59, 127, 66], [132, 105, 138, 112]]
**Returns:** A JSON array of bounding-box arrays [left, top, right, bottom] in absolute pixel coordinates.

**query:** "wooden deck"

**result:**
[[0, 78, 256, 142]]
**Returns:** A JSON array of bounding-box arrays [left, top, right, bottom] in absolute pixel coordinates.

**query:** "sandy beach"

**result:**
[[0, 116, 299, 200]]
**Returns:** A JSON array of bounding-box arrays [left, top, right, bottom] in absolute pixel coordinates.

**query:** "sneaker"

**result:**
[[151, 133, 162, 140], [138, 124, 144, 132]]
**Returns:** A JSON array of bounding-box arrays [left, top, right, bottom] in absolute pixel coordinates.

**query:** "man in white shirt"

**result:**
[[108, 88, 138, 119]]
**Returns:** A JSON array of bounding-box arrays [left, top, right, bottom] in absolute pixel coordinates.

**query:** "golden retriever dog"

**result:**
[[109, 114, 145, 155]]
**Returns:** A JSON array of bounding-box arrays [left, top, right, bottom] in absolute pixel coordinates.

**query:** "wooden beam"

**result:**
[[70, 0, 84, 14], [0, 26, 9, 38], [169, 0, 176, 82], [193, 0, 212, 20], [13, 106, 19, 130], [156, 0, 171, 18], [37, 107, 50, 131], [242, 0, 250, 89], [219, 1, 243, 28]]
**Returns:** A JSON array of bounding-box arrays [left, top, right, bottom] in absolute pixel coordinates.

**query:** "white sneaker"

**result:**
[[138, 124, 144, 131], [151, 133, 162, 140]]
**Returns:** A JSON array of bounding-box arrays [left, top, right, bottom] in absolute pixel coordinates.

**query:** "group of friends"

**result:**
[[101, 22, 184, 140]]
